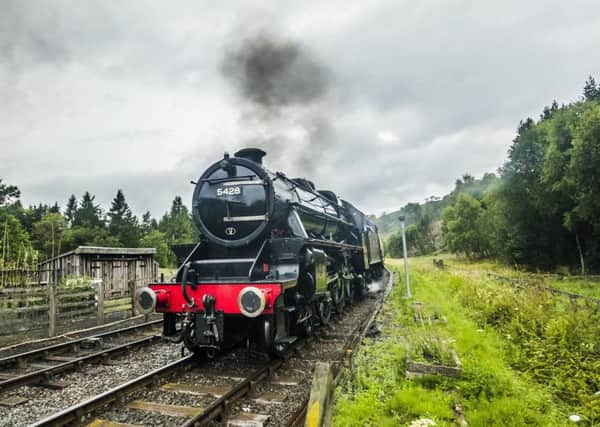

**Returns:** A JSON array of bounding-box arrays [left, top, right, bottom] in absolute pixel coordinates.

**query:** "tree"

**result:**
[[73, 192, 104, 229], [32, 213, 67, 260], [496, 113, 572, 269], [61, 226, 120, 252], [107, 190, 140, 247], [565, 104, 600, 272], [159, 196, 196, 244], [441, 194, 490, 258], [490, 78, 600, 271], [65, 195, 77, 226], [18, 203, 60, 234], [540, 100, 559, 120], [568, 104, 600, 226], [140, 211, 158, 237], [60, 192, 115, 251], [140, 230, 173, 267], [583, 76, 600, 102], [385, 232, 404, 258], [0, 210, 34, 268], [0, 179, 20, 206]]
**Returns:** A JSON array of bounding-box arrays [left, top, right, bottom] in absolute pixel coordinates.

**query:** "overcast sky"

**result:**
[[2, 1, 600, 218]]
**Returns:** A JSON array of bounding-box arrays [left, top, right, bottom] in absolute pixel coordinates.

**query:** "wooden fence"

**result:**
[[0, 268, 143, 339]]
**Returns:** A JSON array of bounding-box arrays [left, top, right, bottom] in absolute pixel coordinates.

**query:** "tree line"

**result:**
[[0, 185, 197, 269], [384, 76, 600, 273]]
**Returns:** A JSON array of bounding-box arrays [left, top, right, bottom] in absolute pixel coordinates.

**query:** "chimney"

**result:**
[[234, 148, 266, 164]]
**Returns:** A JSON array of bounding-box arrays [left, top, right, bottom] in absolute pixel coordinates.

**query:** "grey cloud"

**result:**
[[77, 129, 172, 144], [2, 1, 600, 218]]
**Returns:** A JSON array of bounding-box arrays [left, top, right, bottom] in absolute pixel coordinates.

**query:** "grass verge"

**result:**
[[333, 257, 598, 426]]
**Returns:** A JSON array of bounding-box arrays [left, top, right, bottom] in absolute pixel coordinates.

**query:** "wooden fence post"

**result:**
[[129, 261, 137, 318], [94, 279, 104, 325], [130, 281, 137, 318], [48, 282, 56, 337], [305, 362, 333, 427]]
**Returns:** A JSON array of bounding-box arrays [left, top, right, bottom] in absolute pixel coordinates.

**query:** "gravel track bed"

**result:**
[[219, 291, 384, 426], [0, 340, 182, 427], [99, 346, 270, 426], [0, 314, 162, 359], [0, 328, 162, 377], [103, 388, 216, 426]]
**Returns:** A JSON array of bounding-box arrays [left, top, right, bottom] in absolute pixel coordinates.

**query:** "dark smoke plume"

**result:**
[[221, 32, 328, 108], [220, 31, 333, 172]]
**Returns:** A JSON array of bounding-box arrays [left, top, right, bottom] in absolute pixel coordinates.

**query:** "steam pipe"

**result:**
[[180, 263, 194, 307]]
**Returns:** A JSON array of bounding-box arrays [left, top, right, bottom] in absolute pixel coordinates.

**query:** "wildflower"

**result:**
[[410, 419, 437, 427]]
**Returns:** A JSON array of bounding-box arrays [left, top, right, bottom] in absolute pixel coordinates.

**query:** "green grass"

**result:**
[[548, 278, 600, 299], [423, 254, 600, 299], [333, 257, 598, 426]]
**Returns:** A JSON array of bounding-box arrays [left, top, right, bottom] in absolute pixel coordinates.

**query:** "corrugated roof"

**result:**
[[73, 246, 156, 255]]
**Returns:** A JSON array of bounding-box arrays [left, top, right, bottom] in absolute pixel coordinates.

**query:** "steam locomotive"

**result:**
[[136, 148, 384, 357]]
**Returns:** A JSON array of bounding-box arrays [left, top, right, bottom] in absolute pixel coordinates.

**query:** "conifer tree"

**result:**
[[159, 196, 195, 244], [108, 190, 140, 247], [65, 195, 77, 226], [140, 211, 158, 237], [583, 76, 600, 101], [73, 192, 104, 228]]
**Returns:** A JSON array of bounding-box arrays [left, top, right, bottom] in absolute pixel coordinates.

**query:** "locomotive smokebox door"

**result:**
[[192, 149, 275, 248]]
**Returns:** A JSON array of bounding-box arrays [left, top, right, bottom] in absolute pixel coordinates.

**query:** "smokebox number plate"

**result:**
[[216, 186, 243, 201]]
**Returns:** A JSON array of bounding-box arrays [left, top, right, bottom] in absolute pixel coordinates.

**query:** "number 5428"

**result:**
[[216, 186, 242, 197]]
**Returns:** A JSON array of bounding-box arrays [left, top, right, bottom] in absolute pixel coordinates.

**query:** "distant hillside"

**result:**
[[374, 172, 501, 239]]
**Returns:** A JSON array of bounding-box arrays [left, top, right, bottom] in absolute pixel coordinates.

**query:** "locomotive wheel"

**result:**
[[331, 281, 345, 312], [317, 299, 332, 325], [344, 278, 355, 303], [204, 347, 219, 359], [261, 315, 292, 358], [297, 315, 314, 337], [273, 341, 289, 357], [354, 275, 367, 299]]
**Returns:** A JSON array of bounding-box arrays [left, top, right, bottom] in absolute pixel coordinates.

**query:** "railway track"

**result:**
[[30, 269, 393, 427], [0, 320, 162, 394]]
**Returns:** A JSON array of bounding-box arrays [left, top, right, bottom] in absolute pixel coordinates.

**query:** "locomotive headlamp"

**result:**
[[135, 287, 157, 314], [238, 287, 266, 318]]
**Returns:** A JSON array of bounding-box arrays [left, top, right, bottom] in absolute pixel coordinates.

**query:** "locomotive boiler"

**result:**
[[136, 148, 384, 357]]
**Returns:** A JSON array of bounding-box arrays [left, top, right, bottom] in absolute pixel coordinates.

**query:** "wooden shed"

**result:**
[[39, 246, 159, 297]]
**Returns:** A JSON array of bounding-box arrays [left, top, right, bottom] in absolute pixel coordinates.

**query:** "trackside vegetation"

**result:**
[[333, 257, 599, 426], [381, 76, 600, 274]]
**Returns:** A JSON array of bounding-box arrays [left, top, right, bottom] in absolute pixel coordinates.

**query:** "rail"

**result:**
[[32, 355, 195, 427], [0, 319, 162, 393]]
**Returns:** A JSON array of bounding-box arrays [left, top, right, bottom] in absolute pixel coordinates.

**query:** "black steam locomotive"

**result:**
[[138, 148, 384, 357]]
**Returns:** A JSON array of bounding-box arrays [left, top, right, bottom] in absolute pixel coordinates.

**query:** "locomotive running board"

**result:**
[[306, 239, 362, 251], [192, 258, 255, 264]]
